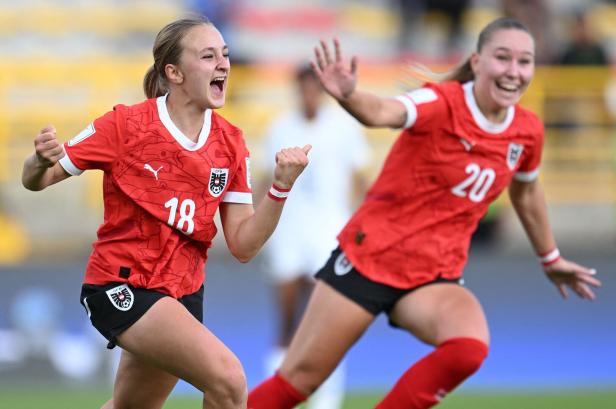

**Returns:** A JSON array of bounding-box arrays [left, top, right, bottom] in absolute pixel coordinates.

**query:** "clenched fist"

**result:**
[[272, 144, 311, 189], [34, 125, 65, 168]]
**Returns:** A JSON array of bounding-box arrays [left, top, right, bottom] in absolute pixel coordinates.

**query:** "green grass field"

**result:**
[[1, 387, 615, 409]]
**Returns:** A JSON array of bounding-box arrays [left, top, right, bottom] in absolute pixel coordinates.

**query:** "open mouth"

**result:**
[[495, 82, 520, 93], [210, 77, 226, 95]]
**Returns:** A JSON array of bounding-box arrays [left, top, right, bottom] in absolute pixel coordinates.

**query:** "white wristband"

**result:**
[[268, 184, 290, 202], [539, 248, 560, 266]]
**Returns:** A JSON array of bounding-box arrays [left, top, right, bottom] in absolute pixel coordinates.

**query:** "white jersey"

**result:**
[[264, 104, 369, 281]]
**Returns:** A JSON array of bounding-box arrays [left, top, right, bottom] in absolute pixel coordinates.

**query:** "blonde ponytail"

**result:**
[[402, 60, 474, 89], [143, 64, 167, 99]]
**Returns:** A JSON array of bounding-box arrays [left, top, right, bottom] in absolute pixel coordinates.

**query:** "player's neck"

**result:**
[[472, 86, 507, 123], [166, 95, 205, 142]]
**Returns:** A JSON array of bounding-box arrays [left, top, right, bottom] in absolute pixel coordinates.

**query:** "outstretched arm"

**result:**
[[508, 178, 601, 300], [220, 145, 311, 263], [312, 38, 407, 128], [22, 125, 71, 191]]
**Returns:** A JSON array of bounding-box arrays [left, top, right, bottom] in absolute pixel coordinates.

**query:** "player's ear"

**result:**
[[165, 63, 184, 85]]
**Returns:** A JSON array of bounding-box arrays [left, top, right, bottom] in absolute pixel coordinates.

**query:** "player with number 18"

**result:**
[[22, 16, 310, 409]]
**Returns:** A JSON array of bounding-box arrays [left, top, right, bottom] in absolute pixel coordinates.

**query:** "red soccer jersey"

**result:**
[[337, 81, 544, 289], [59, 95, 252, 298]]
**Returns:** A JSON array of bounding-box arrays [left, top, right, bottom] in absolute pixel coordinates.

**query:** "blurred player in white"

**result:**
[[262, 64, 369, 409]]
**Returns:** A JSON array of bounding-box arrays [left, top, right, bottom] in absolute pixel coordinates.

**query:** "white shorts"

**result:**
[[264, 212, 340, 283]]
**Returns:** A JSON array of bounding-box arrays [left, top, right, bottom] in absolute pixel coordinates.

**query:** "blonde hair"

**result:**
[[406, 17, 532, 87], [143, 15, 212, 98]]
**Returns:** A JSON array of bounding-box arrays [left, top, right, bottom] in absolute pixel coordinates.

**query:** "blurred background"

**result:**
[[0, 0, 615, 407]]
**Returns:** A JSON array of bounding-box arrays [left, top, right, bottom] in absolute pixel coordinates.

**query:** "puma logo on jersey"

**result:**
[[144, 164, 163, 180], [459, 137, 473, 152]]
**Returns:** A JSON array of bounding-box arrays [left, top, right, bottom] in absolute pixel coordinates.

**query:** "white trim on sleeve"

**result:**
[[514, 168, 539, 182], [222, 191, 253, 204], [59, 152, 84, 176], [394, 96, 417, 129]]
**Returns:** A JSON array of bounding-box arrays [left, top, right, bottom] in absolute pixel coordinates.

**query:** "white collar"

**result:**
[[156, 94, 212, 151], [463, 81, 514, 134]]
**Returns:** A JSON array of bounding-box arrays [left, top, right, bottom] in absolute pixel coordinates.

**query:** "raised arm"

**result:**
[[219, 145, 311, 263], [312, 38, 407, 128], [22, 125, 71, 191], [508, 178, 601, 300]]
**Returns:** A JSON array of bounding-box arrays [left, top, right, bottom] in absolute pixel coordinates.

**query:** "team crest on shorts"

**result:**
[[209, 168, 229, 197], [506, 143, 524, 170], [105, 284, 134, 311], [334, 252, 354, 276]]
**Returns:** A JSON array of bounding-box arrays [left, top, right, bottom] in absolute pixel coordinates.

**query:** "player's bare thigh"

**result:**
[[101, 349, 179, 409], [389, 282, 490, 346], [115, 297, 246, 403], [280, 280, 375, 395]]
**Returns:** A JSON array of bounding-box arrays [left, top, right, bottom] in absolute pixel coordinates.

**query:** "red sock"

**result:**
[[248, 372, 307, 409], [376, 337, 488, 409]]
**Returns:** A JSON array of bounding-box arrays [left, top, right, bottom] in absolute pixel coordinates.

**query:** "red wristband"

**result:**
[[267, 183, 290, 202], [539, 248, 560, 266]]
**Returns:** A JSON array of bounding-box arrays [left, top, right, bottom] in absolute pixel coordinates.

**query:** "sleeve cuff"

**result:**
[[222, 191, 253, 204], [59, 151, 84, 176], [394, 96, 417, 129], [514, 168, 539, 182]]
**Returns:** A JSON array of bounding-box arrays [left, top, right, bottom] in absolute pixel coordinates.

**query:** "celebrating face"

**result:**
[[472, 28, 535, 115], [173, 24, 230, 109]]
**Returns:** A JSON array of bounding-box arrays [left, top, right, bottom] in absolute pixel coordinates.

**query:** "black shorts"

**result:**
[[80, 282, 204, 349], [315, 248, 463, 321]]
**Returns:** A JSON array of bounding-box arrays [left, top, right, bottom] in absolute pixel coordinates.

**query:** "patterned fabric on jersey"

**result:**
[[337, 81, 544, 289], [59, 95, 252, 298]]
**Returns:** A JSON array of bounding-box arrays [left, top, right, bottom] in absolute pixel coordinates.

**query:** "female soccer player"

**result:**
[[22, 16, 310, 409], [248, 17, 601, 409]]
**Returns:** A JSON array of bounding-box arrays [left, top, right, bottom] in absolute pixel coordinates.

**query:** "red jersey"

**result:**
[[59, 95, 252, 298], [338, 81, 543, 289]]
